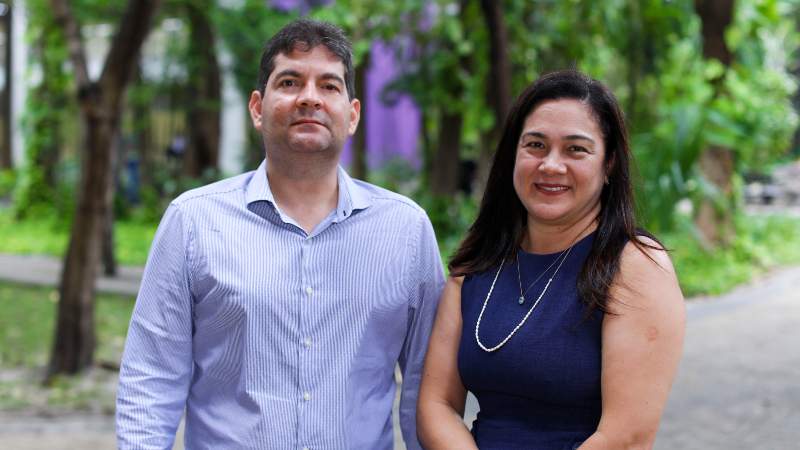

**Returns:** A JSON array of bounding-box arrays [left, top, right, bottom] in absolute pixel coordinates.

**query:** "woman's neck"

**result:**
[[521, 211, 599, 255]]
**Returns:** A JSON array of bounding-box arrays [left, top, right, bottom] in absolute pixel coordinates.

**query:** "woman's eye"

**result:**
[[570, 145, 588, 153]]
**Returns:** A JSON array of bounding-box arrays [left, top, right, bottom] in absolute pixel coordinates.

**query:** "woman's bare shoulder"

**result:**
[[611, 236, 683, 312]]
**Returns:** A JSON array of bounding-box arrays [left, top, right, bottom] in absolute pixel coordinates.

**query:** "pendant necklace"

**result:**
[[517, 248, 565, 305], [475, 232, 584, 353]]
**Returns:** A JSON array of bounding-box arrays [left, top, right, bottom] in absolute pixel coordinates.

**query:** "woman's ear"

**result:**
[[605, 150, 616, 180]]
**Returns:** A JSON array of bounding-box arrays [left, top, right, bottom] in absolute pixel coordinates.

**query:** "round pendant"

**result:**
[[519, 296, 525, 305]]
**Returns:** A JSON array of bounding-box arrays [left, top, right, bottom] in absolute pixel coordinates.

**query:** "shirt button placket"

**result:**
[[299, 234, 314, 444]]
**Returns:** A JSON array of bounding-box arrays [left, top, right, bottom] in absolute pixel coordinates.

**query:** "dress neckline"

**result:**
[[518, 231, 596, 257]]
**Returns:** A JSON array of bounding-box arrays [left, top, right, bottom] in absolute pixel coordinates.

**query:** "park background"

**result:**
[[0, 0, 799, 448]]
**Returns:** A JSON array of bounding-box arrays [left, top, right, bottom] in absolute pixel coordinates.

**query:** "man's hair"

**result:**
[[257, 18, 355, 101]]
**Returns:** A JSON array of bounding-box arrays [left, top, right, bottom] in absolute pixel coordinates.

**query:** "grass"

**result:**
[[0, 281, 136, 369], [0, 280, 135, 412], [0, 209, 157, 265]]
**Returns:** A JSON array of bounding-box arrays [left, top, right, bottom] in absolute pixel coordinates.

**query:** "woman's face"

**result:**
[[513, 98, 610, 230]]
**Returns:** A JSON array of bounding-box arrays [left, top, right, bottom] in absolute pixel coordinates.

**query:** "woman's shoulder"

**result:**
[[622, 234, 674, 275], [609, 233, 683, 313]]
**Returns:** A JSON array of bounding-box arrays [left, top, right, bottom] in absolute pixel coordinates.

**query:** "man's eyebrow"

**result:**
[[320, 73, 345, 84], [273, 69, 302, 80]]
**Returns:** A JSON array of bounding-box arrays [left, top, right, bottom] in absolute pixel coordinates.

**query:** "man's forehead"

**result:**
[[271, 46, 345, 77]]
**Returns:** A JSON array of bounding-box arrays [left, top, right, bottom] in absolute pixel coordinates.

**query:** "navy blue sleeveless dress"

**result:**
[[458, 233, 603, 450]]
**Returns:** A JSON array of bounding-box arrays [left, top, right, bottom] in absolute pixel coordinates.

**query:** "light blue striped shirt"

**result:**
[[116, 160, 445, 449]]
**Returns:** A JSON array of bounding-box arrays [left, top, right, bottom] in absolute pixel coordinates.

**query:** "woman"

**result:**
[[417, 70, 685, 449]]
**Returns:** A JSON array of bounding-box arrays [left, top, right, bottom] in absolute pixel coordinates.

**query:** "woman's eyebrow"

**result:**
[[563, 134, 595, 143], [520, 131, 547, 140]]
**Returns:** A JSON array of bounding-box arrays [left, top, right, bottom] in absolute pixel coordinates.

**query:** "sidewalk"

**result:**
[[0, 254, 144, 296]]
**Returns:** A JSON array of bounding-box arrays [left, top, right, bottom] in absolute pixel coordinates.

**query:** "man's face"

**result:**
[[249, 46, 360, 158]]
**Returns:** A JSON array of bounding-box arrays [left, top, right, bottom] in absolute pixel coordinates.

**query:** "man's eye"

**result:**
[[323, 85, 337, 91], [281, 80, 296, 86]]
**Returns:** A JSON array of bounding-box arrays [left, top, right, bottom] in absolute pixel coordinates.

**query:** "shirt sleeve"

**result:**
[[116, 204, 194, 450], [398, 212, 446, 450]]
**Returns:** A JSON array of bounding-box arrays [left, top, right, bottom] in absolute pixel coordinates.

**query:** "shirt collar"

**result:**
[[246, 159, 374, 222]]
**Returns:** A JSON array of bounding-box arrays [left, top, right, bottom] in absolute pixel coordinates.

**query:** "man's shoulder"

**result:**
[[353, 180, 427, 217], [170, 171, 256, 208]]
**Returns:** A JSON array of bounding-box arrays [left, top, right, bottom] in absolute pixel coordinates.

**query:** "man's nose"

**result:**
[[296, 84, 323, 108], [538, 149, 566, 175]]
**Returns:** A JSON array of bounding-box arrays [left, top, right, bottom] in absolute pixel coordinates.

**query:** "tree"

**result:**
[[50, 0, 162, 375], [0, 4, 11, 170], [694, 0, 736, 245], [473, 0, 512, 196], [183, 0, 221, 178]]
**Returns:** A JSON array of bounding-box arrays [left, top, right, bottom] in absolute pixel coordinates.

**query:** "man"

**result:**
[[116, 19, 445, 450]]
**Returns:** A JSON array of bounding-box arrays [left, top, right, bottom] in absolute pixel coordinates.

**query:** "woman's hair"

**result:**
[[449, 69, 659, 317]]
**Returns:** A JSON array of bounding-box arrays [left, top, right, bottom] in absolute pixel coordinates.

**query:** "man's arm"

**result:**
[[398, 213, 446, 450], [116, 204, 194, 450]]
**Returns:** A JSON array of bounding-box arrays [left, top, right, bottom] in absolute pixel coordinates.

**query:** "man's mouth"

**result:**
[[293, 120, 324, 126]]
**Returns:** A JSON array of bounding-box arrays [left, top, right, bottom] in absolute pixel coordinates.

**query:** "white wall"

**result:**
[[11, 0, 27, 167]]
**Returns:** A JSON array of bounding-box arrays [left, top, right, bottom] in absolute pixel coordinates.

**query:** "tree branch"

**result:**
[[49, 0, 92, 90], [100, 0, 163, 110]]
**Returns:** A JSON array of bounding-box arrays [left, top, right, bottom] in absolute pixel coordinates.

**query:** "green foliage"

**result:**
[[12, 1, 75, 220], [0, 170, 15, 198], [213, 1, 298, 98], [666, 213, 800, 296]]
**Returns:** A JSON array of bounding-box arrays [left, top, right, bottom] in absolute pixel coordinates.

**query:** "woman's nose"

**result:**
[[538, 149, 566, 175]]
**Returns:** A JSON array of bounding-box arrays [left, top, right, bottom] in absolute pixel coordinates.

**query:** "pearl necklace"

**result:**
[[475, 241, 577, 353]]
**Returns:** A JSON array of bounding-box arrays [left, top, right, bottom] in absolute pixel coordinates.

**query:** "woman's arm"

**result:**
[[417, 276, 479, 449], [579, 239, 686, 450]]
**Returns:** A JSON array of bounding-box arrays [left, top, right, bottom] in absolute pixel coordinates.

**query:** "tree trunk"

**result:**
[[50, 0, 162, 376], [52, 114, 116, 373], [694, 0, 736, 246], [695, 0, 734, 67], [350, 53, 368, 180], [479, 0, 512, 133], [695, 145, 735, 244], [184, 1, 220, 178], [0, 6, 11, 170], [430, 112, 463, 196], [103, 195, 117, 277], [478, 0, 512, 197]]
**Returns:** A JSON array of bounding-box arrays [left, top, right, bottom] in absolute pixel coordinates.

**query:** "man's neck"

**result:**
[[267, 164, 339, 234]]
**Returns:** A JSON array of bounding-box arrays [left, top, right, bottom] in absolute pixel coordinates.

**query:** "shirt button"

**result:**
[[305, 286, 313, 294], [304, 338, 312, 348], [306, 237, 313, 244], [303, 447, 309, 450], [303, 392, 311, 401]]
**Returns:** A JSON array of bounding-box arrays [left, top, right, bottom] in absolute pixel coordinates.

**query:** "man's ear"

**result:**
[[347, 98, 361, 136], [249, 91, 263, 130]]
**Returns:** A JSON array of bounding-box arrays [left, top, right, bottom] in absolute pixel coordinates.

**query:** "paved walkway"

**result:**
[[0, 254, 143, 296], [0, 254, 798, 449]]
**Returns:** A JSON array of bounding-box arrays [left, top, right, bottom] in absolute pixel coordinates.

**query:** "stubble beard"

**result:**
[[264, 129, 344, 183]]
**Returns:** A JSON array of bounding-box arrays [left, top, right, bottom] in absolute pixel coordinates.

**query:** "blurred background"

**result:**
[[0, 0, 799, 448]]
